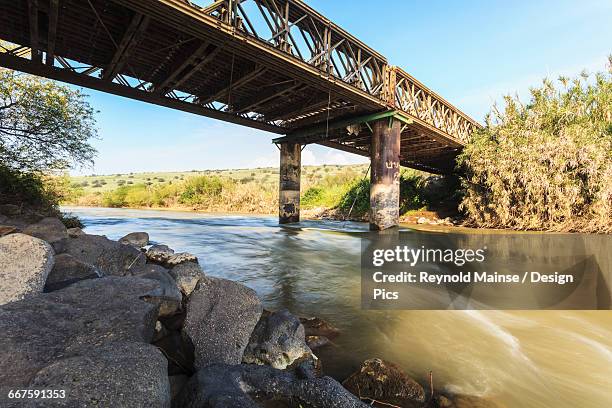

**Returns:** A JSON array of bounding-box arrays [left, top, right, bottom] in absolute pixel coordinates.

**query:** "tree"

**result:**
[[0, 68, 97, 172]]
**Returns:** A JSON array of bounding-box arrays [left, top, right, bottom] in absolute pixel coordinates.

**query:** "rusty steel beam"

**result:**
[[103, 13, 150, 80], [0, 51, 283, 134], [199, 65, 267, 105], [45, 0, 59, 65]]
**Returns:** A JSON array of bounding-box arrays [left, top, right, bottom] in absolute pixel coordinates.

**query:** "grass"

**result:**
[[62, 164, 458, 221]]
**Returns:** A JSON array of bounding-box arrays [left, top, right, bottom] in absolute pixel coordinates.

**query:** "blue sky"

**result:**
[[75, 0, 612, 175]]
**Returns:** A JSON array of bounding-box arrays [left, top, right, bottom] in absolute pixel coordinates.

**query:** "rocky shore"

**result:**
[[0, 205, 500, 407]]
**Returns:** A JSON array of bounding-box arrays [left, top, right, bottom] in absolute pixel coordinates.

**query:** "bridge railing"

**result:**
[[190, 0, 388, 97], [393, 67, 481, 142]]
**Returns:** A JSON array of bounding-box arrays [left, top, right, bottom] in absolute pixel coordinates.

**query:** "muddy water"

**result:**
[[64, 207, 612, 408]]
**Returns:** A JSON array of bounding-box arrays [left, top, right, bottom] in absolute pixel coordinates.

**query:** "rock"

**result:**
[[64, 234, 145, 276], [417, 216, 428, 224], [0, 214, 7, 223], [183, 277, 262, 368], [67, 227, 85, 237], [166, 252, 198, 267], [0, 277, 161, 386], [0, 233, 54, 305], [119, 231, 150, 247], [300, 316, 340, 339], [0, 203, 21, 216], [131, 264, 182, 317], [0, 225, 17, 236], [306, 335, 332, 350], [343, 358, 425, 407], [146, 244, 198, 267], [23, 217, 68, 252], [44, 253, 100, 292], [243, 309, 313, 369], [169, 261, 203, 296], [146, 244, 175, 264], [28, 341, 171, 408], [169, 375, 190, 401], [176, 363, 369, 408]]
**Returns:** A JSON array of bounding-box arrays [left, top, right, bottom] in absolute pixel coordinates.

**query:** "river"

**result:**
[[64, 207, 612, 408]]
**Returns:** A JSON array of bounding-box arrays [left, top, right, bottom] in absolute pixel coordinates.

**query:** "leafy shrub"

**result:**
[[458, 61, 612, 232]]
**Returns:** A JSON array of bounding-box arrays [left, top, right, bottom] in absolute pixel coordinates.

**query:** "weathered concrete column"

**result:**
[[279, 142, 301, 224], [370, 118, 401, 230]]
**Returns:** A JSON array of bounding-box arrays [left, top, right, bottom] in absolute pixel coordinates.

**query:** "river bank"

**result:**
[[0, 205, 512, 407], [45, 207, 612, 407]]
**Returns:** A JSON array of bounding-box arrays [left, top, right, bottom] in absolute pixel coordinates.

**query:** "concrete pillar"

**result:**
[[279, 142, 301, 224], [370, 118, 401, 230]]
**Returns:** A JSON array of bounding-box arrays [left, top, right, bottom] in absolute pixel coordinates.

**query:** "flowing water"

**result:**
[[64, 207, 612, 408]]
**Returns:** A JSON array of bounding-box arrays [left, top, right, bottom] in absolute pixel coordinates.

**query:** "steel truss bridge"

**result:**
[[0, 0, 480, 174]]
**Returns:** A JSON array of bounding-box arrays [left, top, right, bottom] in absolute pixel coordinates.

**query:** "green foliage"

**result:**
[[0, 68, 98, 171], [458, 59, 612, 232]]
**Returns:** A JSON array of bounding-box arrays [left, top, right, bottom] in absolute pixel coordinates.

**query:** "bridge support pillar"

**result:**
[[279, 142, 301, 224], [370, 118, 401, 231]]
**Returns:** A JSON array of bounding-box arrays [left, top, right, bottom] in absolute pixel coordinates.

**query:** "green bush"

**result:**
[[458, 61, 612, 232]]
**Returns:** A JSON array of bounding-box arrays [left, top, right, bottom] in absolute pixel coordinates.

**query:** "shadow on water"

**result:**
[[63, 206, 612, 408]]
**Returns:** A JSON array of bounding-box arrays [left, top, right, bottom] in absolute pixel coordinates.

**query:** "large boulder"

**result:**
[[169, 261, 203, 296], [0, 277, 161, 386], [243, 309, 313, 369], [132, 264, 182, 316], [0, 233, 54, 305], [44, 253, 100, 292], [343, 358, 426, 407], [27, 341, 170, 408], [119, 231, 150, 247], [183, 277, 262, 368], [175, 363, 369, 408], [63, 234, 145, 276], [22, 217, 68, 252]]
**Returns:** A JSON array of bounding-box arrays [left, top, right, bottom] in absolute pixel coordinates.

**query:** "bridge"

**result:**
[[0, 0, 481, 230]]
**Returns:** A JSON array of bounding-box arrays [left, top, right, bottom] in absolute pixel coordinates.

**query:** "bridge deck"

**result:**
[[0, 0, 480, 173]]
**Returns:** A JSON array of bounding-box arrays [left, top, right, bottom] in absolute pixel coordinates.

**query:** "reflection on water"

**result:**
[[64, 207, 612, 408]]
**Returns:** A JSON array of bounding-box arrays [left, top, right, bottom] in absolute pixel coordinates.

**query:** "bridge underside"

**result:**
[[0, 0, 479, 229]]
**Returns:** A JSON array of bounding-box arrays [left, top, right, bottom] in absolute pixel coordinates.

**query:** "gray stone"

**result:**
[[0, 233, 54, 305], [166, 252, 198, 267], [0, 277, 161, 386], [119, 231, 150, 247], [175, 363, 369, 408], [132, 264, 182, 316], [44, 253, 100, 292], [23, 217, 68, 251], [26, 341, 171, 408], [146, 245, 198, 267], [63, 234, 145, 276], [169, 261, 203, 296], [306, 335, 332, 350], [183, 277, 262, 368], [67, 227, 85, 237], [243, 309, 313, 369], [300, 316, 340, 339], [0, 203, 21, 216], [342, 358, 426, 406], [146, 244, 175, 264]]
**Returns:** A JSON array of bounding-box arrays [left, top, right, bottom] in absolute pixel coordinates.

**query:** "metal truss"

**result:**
[[0, 41, 283, 134]]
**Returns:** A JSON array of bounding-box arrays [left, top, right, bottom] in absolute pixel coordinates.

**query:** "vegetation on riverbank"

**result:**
[[458, 59, 612, 233], [62, 165, 457, 220]]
